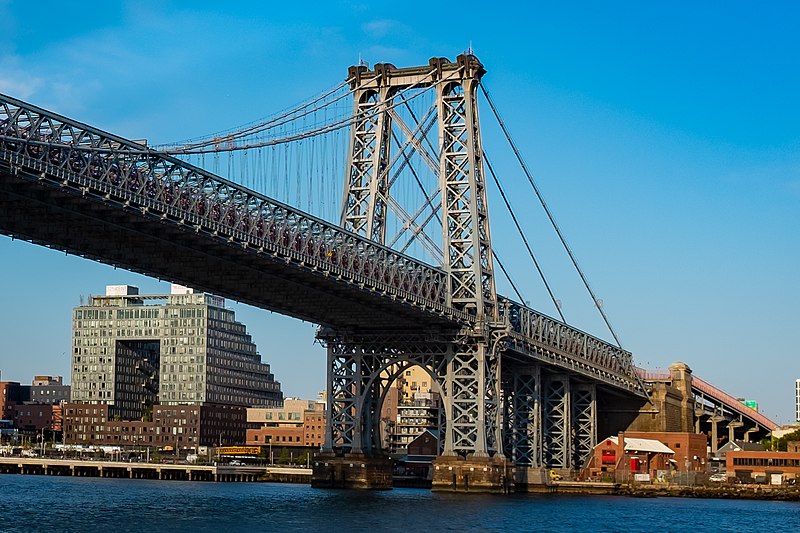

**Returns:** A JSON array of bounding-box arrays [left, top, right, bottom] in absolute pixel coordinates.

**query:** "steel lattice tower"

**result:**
[[323, 55, 507, 479]]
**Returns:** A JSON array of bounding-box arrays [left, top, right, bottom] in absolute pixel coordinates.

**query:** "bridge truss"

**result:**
[[0, 54, 646, 489]]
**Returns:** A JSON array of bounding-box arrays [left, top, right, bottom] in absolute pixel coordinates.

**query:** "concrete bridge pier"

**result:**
[[709, 415, 726, 453], [431, 455, 512, 493], [311, 453, 392, 490], [728, 419, 744, 443]]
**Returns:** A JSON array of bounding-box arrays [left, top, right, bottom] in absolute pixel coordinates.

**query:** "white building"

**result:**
[[795, 379, 800, 423]]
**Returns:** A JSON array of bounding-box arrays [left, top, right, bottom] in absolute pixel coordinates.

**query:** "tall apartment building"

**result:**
[[391, 391, 441, 453], [70, 284, 282, 421], [380, 365, 442, 453], [796, 379, 800, 423]]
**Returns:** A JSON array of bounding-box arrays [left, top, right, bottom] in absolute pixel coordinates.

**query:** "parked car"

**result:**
[[709, 473, 728, 482]]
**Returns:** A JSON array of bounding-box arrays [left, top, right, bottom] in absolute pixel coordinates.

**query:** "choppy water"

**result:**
[[1, 475, 799, 532]]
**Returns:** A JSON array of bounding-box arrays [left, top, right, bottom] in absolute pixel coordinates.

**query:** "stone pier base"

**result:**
[[311, 453, 392, 490], [431, 455, 512, 493], [514, 467, 549, 489]]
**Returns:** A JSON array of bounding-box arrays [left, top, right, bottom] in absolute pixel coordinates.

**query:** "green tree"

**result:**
[[763, 429, 800, 451], [294, 451, 310, 466], [277, 447, 291, 465]]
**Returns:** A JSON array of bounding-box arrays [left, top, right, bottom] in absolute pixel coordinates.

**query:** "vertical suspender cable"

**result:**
[[485, 155, 566, 323], [480, 83, 624, 347], [492, 250, 527, 306]]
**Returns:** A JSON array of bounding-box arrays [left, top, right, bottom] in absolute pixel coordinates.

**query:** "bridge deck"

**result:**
[[0, 91, 643, 394], [640, 370, 778, 431]]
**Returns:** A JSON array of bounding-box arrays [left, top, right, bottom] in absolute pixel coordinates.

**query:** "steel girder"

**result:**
[[318, 328, 504, 459], [442, 339, 488, 456], [338, 56, 503, 459], [504, 366, 541, 468], [572, 383, 596, 469], [436, 65, 497, 320], [505, 368, 597, 471], [502, 300, 644, 395], [319, 330, 452, 455], [542, 375, 571, 469], [341, 85, 392, 242], [0, 93, 455, 323]]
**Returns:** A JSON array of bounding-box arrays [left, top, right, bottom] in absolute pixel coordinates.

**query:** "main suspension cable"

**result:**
[[492, 250, 527, 305], [484, 154, 566, 322], [163, 68, 463, 155], [156, 80, 352, 151], [480, 82, 623, 347]]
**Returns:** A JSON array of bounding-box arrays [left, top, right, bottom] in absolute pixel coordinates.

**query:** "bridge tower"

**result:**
[[313, 54, 511, 491]]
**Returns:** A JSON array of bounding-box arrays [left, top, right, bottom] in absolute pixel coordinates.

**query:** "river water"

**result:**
[[2, 475, 799, 532]]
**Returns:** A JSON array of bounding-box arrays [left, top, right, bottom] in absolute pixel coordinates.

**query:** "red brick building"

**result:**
[[13, 404, 55, 433], [726, 450, 800, 483], [585, 434, 675, 481], [584, 431, 708, 481], [247, 398, 325, 449], [624, 431, 708, 472], [63, 402, 246, 449], [1, 381, 29, 422]]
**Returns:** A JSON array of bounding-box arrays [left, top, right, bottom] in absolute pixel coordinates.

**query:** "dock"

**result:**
[[0, 457, 311, 483]]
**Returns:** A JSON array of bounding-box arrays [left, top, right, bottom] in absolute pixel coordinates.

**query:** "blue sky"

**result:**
[[1, 2, 798, 423]]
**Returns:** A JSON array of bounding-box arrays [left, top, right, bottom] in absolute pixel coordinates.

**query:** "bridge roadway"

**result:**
[[640, 370, 778, 435], [0, 92, 642, 395]]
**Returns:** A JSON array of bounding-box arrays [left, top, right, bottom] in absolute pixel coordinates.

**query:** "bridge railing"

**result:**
[[692, 375, 778, 431], [0, 93, 455, 316], [501, 299, 640, 386], [635, 369, 671, 381]]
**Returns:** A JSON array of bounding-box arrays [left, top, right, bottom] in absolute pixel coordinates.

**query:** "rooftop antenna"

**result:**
[[467, 41, 474, 55], [358, 53, 367, 67]]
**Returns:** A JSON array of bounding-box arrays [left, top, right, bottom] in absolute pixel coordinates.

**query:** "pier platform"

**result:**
[[0, 457, 311, 483]]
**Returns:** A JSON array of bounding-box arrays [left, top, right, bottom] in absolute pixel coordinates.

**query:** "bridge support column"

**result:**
[[502, 365, 543, 487], [312, 335, 393, 489], [440, 339, 492, 458], [572, 383, 597, 471], [728, 419, 744, 444], [542, 375, 571, 472], [709, 415, 725, 454], [431, 336, 510, 493]]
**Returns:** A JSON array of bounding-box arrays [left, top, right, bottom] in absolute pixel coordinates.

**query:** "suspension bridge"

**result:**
[[0, 54, 776, 491]]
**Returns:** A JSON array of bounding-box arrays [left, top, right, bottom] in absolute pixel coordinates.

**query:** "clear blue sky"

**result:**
[[1, 2, 798, 423]]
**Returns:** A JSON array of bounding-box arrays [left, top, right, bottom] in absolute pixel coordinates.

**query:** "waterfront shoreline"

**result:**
[[531, 480, 800, 501], [614, 483, 800, 501], [4, 456, 800, 501], [0, 456, 311, 483]]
